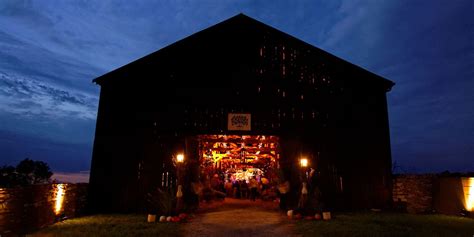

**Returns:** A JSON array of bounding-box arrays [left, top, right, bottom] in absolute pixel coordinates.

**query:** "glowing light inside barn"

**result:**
[[54, 184, 66, 215]]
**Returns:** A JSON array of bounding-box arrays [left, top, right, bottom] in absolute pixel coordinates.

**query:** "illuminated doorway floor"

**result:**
[[182, 198, 295, 237]]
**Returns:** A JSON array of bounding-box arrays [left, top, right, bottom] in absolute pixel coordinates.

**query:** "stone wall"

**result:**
[[393, 175, 474, 217], [392, 174, 436, 213], [0, 183, 88, 235]]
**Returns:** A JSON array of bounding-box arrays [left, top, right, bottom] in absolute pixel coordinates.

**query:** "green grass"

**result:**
[[295, 212, 474, 237], [32, 214, 182, 237], [31, 212, 474, 237]]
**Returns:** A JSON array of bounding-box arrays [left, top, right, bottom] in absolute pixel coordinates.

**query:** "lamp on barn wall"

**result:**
[[299, 157, 309, 183], [175, 153, 185, 213], [300, 157, 309, 175], [300, 158, 308, 168], [177, 154, 185, 163], [175, 153, 185, 185]]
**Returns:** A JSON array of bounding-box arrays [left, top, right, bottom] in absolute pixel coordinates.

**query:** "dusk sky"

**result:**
[[0, 0, 472, 179]]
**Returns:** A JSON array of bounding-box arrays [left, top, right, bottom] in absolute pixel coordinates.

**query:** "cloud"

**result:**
[[0, 0, 472, 173], [310, 0, 473, 172], [0, 71, 97, 120], [0, 70, 98, 157], [0, 130, 92, 172]]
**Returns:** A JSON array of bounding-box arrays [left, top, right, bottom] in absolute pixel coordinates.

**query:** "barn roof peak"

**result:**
[[93, 13, 394, 90]]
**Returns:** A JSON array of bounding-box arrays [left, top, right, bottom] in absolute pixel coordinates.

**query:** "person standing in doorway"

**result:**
[[249, 177, 259, 201], [278, 180, 290, 210]]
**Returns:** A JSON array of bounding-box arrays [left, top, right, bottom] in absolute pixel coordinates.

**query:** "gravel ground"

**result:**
[[183, 198, 300, 237]]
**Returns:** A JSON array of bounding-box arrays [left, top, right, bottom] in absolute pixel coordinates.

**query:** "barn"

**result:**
[[88, 14, 395, 213]]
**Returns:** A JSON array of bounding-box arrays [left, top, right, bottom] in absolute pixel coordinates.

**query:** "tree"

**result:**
[[0, 165, 19, 187], [0, 158, 53, 187]]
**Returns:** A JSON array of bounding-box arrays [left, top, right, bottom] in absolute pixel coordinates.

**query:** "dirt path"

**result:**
[[183, 198, 299, 237]]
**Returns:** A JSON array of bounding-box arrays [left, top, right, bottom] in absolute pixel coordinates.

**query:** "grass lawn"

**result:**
[[295, 212, 474, 237], [30, 212, 474, 237], [32, 214, 183, 237]]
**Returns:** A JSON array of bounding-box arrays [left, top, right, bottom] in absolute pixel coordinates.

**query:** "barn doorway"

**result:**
[[196, 134, 281, 200]]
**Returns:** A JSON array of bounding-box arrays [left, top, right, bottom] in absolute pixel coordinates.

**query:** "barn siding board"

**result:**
[[89, 14, 394, 212]]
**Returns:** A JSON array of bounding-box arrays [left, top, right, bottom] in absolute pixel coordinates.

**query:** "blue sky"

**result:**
[[0, 0, 472, 175]]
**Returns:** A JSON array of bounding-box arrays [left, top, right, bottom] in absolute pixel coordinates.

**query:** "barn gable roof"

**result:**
[[93, 13, 394, 91]]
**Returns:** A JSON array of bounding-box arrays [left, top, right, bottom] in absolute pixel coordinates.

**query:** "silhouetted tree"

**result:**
[[0, 165, 18, 187], [0, 158, 53, 187]]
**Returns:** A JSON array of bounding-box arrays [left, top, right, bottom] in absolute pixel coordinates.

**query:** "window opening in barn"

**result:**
[[137, 162, 142, 180], [339, 176, 344, 192], [162, 172, 165, 187]]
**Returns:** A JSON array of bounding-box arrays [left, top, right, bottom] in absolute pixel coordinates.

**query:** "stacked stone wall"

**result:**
[[392, 175, 435, 213], [0, 183, 88, 235]]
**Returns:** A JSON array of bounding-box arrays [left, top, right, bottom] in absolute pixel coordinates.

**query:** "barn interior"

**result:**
[[197, 135, 280, 184]]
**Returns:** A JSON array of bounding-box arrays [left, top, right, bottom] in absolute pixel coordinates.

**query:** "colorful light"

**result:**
[[212, 151, 226, 162], [54, 184, 65, 215]]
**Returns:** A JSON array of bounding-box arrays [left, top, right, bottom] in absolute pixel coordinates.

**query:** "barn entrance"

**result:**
[[196, 134, 280, 200]]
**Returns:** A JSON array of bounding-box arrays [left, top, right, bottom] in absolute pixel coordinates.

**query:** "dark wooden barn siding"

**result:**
[[89, 81, 141, 212], [89, 14, 394, 212]]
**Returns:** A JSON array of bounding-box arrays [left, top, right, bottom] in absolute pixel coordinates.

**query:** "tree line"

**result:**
[[0, 158, 53, 188]]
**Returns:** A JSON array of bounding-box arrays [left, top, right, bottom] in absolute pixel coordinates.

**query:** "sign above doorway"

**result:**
[[228, 113, 251, 131]]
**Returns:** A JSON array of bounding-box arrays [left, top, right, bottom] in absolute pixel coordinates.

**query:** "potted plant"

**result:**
[[146, 187, 176, 222]]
